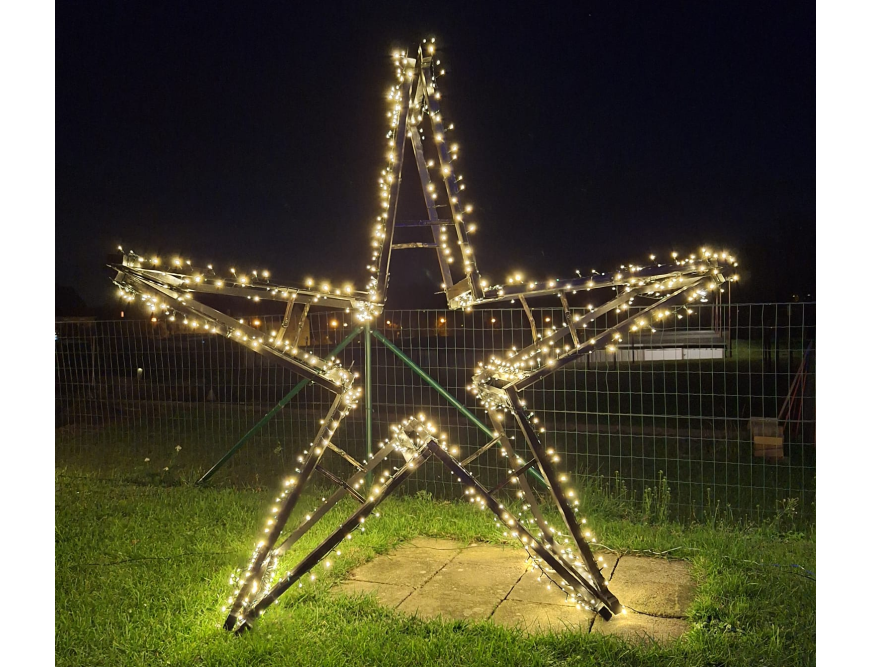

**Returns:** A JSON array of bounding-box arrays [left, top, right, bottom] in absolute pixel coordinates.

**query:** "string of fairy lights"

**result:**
[[366, 39, 483, 308], [108, 37, 741, 631], [224, 392, 362, 628], [222, 401, 626, 626], [221, 405, 621, 625], [465, 271, 731, 615], [417, 39, 483, 291], [458, 390, 621, 608], [221, 416, 445, 631], [464, 477, 615, 612], [112, 251, 369, 388]]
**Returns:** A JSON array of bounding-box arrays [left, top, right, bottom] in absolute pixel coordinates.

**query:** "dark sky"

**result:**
[[56, 0, 815, 310]]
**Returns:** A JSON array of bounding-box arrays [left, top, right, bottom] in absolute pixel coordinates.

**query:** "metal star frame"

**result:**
[[109, 40, 731, 634]]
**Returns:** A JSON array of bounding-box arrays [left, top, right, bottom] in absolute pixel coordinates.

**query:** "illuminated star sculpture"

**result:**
[[110, 39, 734, 633]]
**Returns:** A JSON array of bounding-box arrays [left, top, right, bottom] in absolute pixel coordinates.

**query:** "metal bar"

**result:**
[[235, 446, 434, 633], [444, 275, 475, 303], [485, 407, 551, 533], [273, 299, 296, 346], [113, 264, 360, 308], [364, 323, 373, 487], [373, 68, 414, 305], [728, 278, 733, 357], [369, 329, 548, 485], [558, 292, 580, 348], [395, 219, 454, 227], [316, 466, 366, 503], [778, 342, 812, 424], [292, 303, 311, 349], [512, 278, 706, 391], [409, 124, 453, 289], [518, 295, 538, 341], [467, 263, 716, 306], [326, 441, 366, 473], [370, 328, 491, 436], [195, 327, 362, 485], [504, 387, 620, 614], [419, 56, 481, 297], [410, 57, 426, 119], [224, 394, 346, 630], [424, 439, 615, 618], [392, 242, 440, 249], [459, 436, 500, 466], [513, 287, 640, 362], [274, 442, 396, 555], [488, 458, 538, 495]]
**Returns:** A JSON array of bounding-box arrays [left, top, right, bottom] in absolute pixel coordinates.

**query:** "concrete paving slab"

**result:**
[[397, 547, 525, 621], [334, 538, 697, 641], [395, 572, 523, 620], [592, 611, 689, 643], [346, 545, 458, 589], [451, 543, 529, 572], [490, 599, 591, 633], [605, 555, 695, 618]]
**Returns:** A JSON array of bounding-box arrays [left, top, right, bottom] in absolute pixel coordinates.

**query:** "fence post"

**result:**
[[364, 322, 373, 487]]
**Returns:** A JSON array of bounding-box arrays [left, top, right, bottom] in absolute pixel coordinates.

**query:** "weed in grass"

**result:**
[[641, 471, 672, 525]]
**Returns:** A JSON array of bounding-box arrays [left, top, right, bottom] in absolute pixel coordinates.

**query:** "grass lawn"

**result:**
[[55, 466, 815, 666]]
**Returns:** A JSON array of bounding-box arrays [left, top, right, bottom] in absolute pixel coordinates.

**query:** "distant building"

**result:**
[[603, 330, 726, 362]]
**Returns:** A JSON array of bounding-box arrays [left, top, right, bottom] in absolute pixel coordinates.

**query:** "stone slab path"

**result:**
[[333, 537, 696, 642]]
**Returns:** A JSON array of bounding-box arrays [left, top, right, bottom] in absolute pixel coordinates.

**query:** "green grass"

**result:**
[[56, 463, 815, 666], [56, 403, 816, 525]]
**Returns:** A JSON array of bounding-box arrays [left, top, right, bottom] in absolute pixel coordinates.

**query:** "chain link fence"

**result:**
[[56, 302, 815, 523]]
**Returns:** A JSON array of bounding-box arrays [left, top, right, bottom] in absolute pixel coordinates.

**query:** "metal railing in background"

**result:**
[[55, 302, 815, 523]]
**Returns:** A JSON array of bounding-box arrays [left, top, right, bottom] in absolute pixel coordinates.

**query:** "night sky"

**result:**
[[56, 1, 815, 311]]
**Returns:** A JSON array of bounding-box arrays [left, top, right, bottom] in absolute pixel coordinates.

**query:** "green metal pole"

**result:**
[[371, 328, 491, 436], [364, 323, 373, 487], [196, 327, 364, 485], [369, 329, 546, 485]]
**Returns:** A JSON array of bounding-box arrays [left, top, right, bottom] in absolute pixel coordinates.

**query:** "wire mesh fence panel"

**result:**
[[55, 301, 815, 522]]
